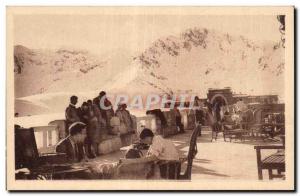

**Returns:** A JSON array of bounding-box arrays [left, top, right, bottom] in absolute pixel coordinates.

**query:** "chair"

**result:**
[[161, 124, 201, 180], [251, 110, 285, 141], [223, 110, 254, 142]]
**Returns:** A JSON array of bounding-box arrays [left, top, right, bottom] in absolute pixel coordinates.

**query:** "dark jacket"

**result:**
[[65, 104, 80, 127], [95, 96, 114, 127], [55, 136, 84, 163]]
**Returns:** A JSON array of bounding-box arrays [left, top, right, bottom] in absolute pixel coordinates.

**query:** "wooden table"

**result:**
[[254, 145, 285, 180]]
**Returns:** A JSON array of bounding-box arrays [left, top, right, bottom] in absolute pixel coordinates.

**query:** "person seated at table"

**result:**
[[140, 128, 179, 161], [56, 122, 88, 163], [222, 111, 237, 130], [139, 128, 180, 179]]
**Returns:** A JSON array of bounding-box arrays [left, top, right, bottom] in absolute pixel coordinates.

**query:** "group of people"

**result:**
[[64, 91, 114, 159], [57, 91, 134, 162], [56, 92, 206, 165]]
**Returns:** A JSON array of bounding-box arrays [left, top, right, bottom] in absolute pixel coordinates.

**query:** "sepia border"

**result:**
[[6, 6, 295, 191]]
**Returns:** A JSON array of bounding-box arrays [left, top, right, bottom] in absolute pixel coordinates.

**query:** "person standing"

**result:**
[[97, 91, 114, 134], [78, 102, 96, 158], [194, 96, 204, 136], [78, 102, 89, 124], [65, 96, 80, 132], [173, 105, 184, 133], [116, 103, 134, 134], [92, 98, 106, 138], [206, 102, 218, 141], [86, 103, 101, 157]]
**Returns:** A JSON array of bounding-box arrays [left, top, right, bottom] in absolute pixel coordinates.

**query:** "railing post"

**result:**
[[42, 130, 47, 149], [48, 130, 52, 146]]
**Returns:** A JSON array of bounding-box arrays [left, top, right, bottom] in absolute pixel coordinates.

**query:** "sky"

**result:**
[[13, 14, 282, 55]]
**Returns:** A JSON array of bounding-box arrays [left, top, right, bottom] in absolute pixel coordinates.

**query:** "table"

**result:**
[[254, 145, 285, 180]]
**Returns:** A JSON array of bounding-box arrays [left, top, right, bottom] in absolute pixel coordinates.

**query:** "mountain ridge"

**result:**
[[14, 27, 284, 101]]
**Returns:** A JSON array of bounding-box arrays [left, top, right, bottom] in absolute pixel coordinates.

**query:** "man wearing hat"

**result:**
[[56, 122, 88, 163]]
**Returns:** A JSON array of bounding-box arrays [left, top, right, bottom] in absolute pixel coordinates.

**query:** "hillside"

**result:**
[[122, 27, 284, 97], [14, 27, 285, 116], [14, 45, 132, 98]]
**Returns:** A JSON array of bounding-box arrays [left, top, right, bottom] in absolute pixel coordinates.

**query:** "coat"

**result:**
[[56, 136, 84, 163], [65, 104, 80, 128], [82, 106, 101, 144], [116, 109, 133, 131], [92, 104, 106, 127], [96, 97, 114, 126], [87, 116, 101, 144]]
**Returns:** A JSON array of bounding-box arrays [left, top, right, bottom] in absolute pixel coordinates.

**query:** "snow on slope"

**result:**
[[121, 27, 285, 98], [14, 27, 285, 117], [14, 46, 132, 98]]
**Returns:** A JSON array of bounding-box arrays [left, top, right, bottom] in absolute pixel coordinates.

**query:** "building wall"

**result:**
[[207, 88, 234, 105], [234, 95, 279, 104], [206, 88, 279, 105]]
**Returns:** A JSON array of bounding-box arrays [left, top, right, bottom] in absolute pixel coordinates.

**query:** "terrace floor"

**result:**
[[170, 126, 282, 180]]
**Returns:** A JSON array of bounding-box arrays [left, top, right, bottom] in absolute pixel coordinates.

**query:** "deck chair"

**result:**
[[160, 124, 201, 180]]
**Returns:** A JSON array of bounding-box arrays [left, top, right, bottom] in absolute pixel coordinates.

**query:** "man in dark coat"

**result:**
[[56, 122, 87, 163], [95, 91, 114, 134], [65, 95, 80, 131], [174, 105, 184, 133]]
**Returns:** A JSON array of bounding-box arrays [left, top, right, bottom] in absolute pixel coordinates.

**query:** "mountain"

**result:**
[[103, 27, 284, 98], [14, 27, 285, 116], [14, 45, 132, 98]]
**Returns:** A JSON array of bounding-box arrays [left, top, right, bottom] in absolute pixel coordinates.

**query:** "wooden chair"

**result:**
[[161, 124, 201, 180], [251, 110, 285, 141], [254, 145, 285, 180]]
